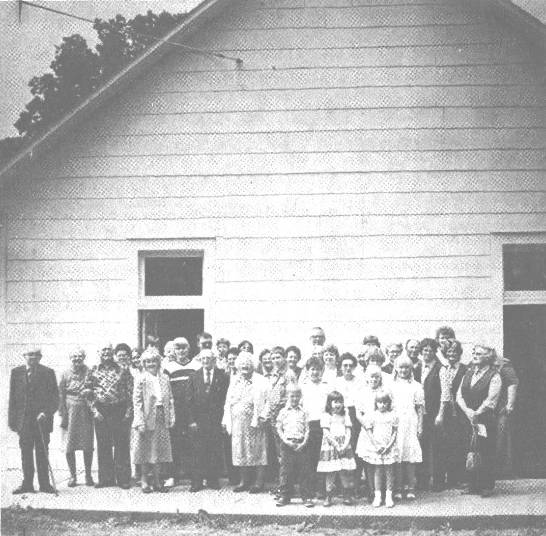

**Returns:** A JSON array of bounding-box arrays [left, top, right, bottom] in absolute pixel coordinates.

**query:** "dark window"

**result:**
[[503, 244, 546, 291], [144, 256, 203, 296]]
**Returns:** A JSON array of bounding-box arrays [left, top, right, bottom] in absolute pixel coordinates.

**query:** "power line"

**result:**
[[17, 0, 243, 65]]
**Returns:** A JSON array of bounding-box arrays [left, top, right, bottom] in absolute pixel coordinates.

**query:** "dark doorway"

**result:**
[[139, 309, 204, 357], [503, 304, 546, 477]]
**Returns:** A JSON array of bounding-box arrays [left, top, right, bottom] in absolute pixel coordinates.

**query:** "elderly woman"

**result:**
[[456, 344, 502, 497], [222, 352, 269, 493], [322, 344, 340, 384], [132, 348, 175, 493], [286, 345, 303, 382], [58, 349, 94, 487]]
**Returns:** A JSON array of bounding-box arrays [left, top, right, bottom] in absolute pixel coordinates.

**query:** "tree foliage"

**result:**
[[1, 10, 185, 165]]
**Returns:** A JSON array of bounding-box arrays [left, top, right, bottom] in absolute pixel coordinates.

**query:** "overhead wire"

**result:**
[[17, 0, 243, 65]]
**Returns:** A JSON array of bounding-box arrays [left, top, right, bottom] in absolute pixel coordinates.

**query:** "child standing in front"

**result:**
[[316, 391, 356, 506], [358, 391, 398, 507]]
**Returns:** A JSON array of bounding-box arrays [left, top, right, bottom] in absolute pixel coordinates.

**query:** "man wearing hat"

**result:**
[[8, 348, 59, 494]]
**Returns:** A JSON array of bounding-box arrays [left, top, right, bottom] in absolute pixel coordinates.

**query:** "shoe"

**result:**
[[190, 484, 204, 493], [342, 496, 353, 506], [13, 485, 34, 495], [461, 487, 479, 495], [372, 492, 382, 508], [233, 484, 250, 493], [40, 486, 56, 494], [249, 485, 263, 494], [323, 495, 332, 507], [153, 485, 169, 493], [304, 499, 315, 508], [67, 477, 77, 488], [276, 497, 290, 507], [480, 489, 494, 498], [142, 485, 152, 494], [85, 476, 95, 487], [393, 492, 402, 500], [164, 478, 175, 488], [405, 491, 416, 500], [118, 483, 131, 490], [95, 482, 114, 488], [206, 480, 221, 490]]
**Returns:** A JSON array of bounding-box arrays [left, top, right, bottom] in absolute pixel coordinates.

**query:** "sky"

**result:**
[[0, 0, 544, 139], [0, 0, 202, 138]]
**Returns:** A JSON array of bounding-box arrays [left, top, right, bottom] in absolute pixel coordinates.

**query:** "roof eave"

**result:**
[[0, 0, 231, 188]]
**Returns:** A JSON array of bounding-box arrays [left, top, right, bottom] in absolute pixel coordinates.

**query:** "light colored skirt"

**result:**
[[132, 407, 172, 464], [317, 435, 356, 473], [62, 396, 94, 452]]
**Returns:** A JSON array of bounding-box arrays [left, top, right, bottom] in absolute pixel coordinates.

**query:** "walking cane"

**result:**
[[37, 416, 59, 496]]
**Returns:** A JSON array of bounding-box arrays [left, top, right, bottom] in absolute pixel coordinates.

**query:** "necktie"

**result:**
[[205, 369, 211, 391]]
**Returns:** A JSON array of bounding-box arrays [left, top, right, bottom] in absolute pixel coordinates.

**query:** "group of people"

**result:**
[[8, 325, 518, 508]]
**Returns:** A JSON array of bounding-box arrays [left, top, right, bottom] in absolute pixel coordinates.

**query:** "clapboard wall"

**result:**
[[1, 0, 545, 371]]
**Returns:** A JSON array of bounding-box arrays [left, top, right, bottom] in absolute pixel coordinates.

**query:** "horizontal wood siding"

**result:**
[[1, 0, 545, 369]]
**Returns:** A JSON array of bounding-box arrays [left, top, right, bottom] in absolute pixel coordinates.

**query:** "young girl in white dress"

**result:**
[[316, 391, 356, 506], [358, 390, 398, 507], [391, 356, 424, 500]]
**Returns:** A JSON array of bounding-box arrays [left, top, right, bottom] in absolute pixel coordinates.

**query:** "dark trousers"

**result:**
[[419, 414, 442, 489], [279, 442, 312, 500], [19, 418, 50, 489], [223, 431, 239, 484], [467, 422, 497, 492], [94, 403, 131, 486], [265, 422, 280, 481], [308, 420, 323, 496], [437, 409, 466, 486], [168, 424, 189, 479], [190, 424, 223, 485]]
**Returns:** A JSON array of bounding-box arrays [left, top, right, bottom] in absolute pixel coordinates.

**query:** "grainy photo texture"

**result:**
[[0, 0, 545, 535]]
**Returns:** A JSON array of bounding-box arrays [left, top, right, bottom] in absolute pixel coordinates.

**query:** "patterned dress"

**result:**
[[224, 374, 268, 466], [58, 366, 94, 452], [317, 412, 356, 472], [391, 379, 424, 463], [357, 410, 399, 465]]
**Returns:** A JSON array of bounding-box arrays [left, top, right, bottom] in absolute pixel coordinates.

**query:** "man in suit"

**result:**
[[8, 348, 59, 494], [414, 338, 442, 491], [187, 349, 229, 491]]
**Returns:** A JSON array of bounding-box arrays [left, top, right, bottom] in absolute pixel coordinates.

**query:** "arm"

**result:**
[[295, 417, 310, 451], [132, 376, 145, 432], [416, 404, 424, 438], [122, 369, 134, 421], [222, 382, 233, 434], [456, 381, 473, 423], [276, 412, 293, 448], [474, 372, 502, 418], [166, 378, 175, 428], [506, 384, 518, 414], [382, 424, 398, 454], [46, 368, 60, 417]]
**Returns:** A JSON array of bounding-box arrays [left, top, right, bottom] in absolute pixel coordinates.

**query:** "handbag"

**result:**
[[466, 426, 482, 472]]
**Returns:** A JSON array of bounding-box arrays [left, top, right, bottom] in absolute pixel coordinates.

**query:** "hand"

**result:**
[[257, 416, 267, 425], [377, 446, 385, 455], [293, 442, 304, 452], [37, 412, 47, 423], [136, 424, 145, 435], [505, 405, 515, 416], [417, 428, 423, 440], [470, 413, 479, 425], [222, 424, 228, 433], [60, 417, 68, 430], [94, 412, 104, 422], [434, 416, 444, 429], [189, 422, 198, 431]]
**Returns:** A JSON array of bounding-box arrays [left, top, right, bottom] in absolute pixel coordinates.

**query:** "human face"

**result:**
[[368, 372, 382, 390], [115, 350, 130, 369], [310, 329, 325, 346], [286, 350, 300, 370], [174, 343, 190, 364], [357, 351, 367, 369], [271, 352, 286, 373], [287, 390, 301, 408], [377, 399, 389, 413], [341, 359, 355, 379], [406, 340, 420, 362], [421, 345, 435, 363], [386, 347, 402, 364], [24, 351, 42, 368], [70, 351, 85, 369], [446, 346, 461, 366], [239, 362, 253, 379], [472, 346, 489, 368], [217, 342, 229, 358], [437, 333, 451, 350], [397, 363, 411, 379], [323, 351, 337, 369], [227, 353, 237, 370], [100, 346, 113, 363], [240, 341, 253, 353], [331, 399, 344, 415], [144, 358, 159, 375], [368, 355, 384, 368], [201, 351, 216, 370], [308, 365, 323, 383], [131, 351, 141, 369], [261, 352, 273, 372], [199, 337, 213, 350]]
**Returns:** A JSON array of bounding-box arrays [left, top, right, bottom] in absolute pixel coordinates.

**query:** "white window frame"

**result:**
[[491, 232, 546, 355], [126, 238, 216, 341]]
